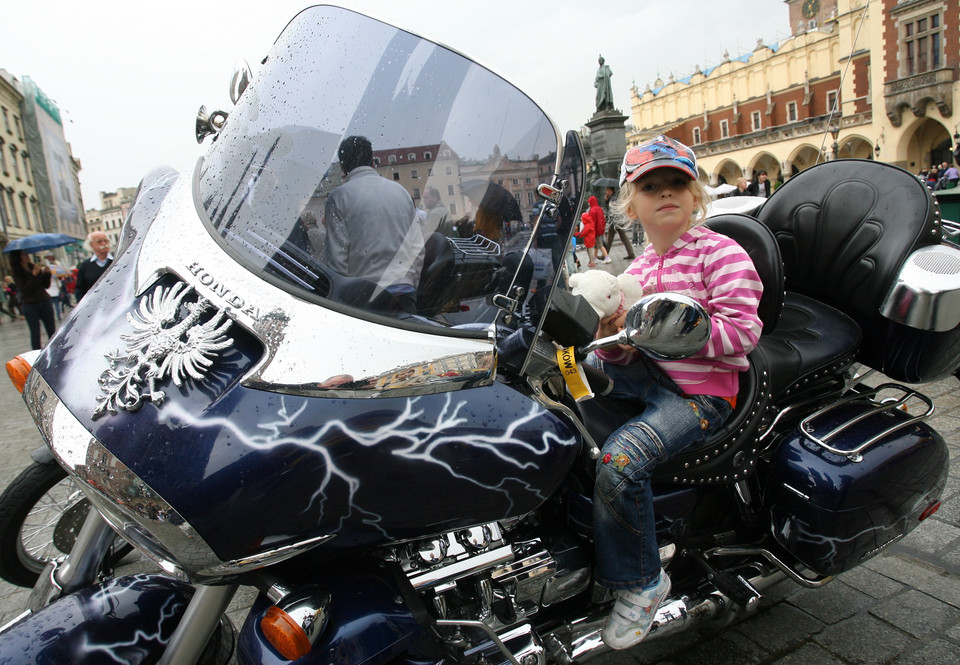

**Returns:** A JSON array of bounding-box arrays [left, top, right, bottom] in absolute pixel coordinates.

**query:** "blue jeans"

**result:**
[[21, 300, 56, 350], [589, 356, 732, 590]]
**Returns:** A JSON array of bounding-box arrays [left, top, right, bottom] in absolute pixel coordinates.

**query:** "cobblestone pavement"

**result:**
[[1, 262, 959, 663]]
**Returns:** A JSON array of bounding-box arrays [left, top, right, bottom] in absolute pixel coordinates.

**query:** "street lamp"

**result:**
[[830, 126, 840, 161], [874, 144, 881, 159]]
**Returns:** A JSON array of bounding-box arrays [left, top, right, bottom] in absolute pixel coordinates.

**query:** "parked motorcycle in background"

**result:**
[[1, 5, 958, 665]]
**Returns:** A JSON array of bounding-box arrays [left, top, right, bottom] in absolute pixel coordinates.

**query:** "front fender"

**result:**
[[0, 574, 194, 664]]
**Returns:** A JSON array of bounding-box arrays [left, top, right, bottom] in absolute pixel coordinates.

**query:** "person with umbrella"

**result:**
[[8, 249, 55, 349]]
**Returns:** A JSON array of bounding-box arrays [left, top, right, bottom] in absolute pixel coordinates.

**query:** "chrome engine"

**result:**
[[382, 521, 782, 664], [383, 522, 591, 664]]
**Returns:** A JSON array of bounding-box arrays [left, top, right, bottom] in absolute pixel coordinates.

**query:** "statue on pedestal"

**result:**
[[595, 55, 614, 113]]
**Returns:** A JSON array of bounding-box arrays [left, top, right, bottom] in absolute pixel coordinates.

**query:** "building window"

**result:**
[[0, 140, 6, 174], [826, 90, 838, 114], [692, 127, 701, 145], [411, 169, 418, 179], [751, 111, 762, 131], [902, 12, 942, 76], [408, 153, 416, 161], [413, 188, 420, 200], [20, 195, 30, 230], [424, 151, 432, 160], [525, 177, 532, 184], [0, 192, 7, 231], [11, 147, 20, 181], [7, 191, 19, 227], [427, 168, 433, 176], [393, 172, 400, 181], [787, 101, 798, 122], [450, 203, 457, 215], [720, 119, 729, 138], [445, 166, 452, 175], [447, 184, 455, 196], [527, 191, 535, 205], [1, 107, 9, 134], [373, 157, 381, 166]]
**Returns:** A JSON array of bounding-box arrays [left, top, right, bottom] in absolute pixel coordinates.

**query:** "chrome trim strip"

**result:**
[[408, 545, 515, 590]]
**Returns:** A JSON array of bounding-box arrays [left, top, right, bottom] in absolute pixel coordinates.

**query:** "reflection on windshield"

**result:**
[[197, 5, 575, 328]]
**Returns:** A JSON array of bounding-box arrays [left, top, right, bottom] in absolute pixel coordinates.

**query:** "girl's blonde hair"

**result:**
[[609, 174, 710, 227]]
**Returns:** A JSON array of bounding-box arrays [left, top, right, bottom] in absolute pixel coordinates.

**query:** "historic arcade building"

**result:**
[[625, 0, 958, 187]]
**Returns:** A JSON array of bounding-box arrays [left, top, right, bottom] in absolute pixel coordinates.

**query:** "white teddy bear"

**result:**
[[569, 269, 646, 320]]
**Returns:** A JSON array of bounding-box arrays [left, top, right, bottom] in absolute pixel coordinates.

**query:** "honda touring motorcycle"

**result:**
[[1, 5, 959, 664]]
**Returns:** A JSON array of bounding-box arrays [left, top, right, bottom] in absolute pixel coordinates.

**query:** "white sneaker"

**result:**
[[602, 256, 612, 264], [601, 571, 671, 650]]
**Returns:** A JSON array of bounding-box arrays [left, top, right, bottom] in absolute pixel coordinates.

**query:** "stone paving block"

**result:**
[[839, 564, 908, 599], [870, 589, 960, 638], [934, 495, 960, 526], [732, 604, 825, 653], [915, 573, 960, 609], [864, 553, 943, 587], [899, 518, 960, 555], [769, 642, 846, 665], [663, 630, 768, 665], [787, 581, 874, 624], [893, 639, 960, 665], [814, 613, 913, 665]]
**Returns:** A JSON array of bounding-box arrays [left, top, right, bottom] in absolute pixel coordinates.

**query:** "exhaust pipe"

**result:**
[[545, 594, 723, 663]]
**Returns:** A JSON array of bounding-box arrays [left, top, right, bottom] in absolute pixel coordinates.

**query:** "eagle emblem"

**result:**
[[94, 282, 233, 418]]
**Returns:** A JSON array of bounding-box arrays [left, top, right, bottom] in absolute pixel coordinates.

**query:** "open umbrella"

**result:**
[[2, 233, 80, 254]]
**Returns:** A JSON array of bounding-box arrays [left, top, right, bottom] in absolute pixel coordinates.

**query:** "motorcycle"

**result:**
[[1, 5, 958, 664]]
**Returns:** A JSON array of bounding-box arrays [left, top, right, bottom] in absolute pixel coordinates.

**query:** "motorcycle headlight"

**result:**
[[24, 370, 332, 583]]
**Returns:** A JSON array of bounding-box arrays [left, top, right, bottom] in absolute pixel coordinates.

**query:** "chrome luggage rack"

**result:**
[[799, 383, 934, 462], [450, 235, 501, 257]]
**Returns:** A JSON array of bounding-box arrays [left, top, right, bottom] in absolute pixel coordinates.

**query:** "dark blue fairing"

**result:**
[[0, 574, 194, 664], [34, 253, 580, 562], [237, 559, 423, 665]]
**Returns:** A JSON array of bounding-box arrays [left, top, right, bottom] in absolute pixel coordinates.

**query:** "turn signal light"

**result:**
[[919, 501, 941, 521], [260, 605, 312, 660], [6, 355, 33, 394]]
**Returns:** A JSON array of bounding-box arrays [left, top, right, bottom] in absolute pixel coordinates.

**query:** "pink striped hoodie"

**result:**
[[595, 225, 763, 398]]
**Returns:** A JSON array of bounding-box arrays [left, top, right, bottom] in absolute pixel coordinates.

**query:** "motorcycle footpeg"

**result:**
[[688, 552, 761, 610]]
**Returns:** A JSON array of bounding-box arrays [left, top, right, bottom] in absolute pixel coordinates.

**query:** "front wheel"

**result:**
[[0, 461, 132, 587]]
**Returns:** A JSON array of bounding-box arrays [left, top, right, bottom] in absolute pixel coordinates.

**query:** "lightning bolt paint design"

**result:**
[[156, 392, 578, 539]]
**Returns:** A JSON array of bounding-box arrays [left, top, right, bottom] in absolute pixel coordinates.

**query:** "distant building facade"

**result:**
[[84, 187, 137, 254], [622, 0, 958, 187], [0, 70, 43, 248]]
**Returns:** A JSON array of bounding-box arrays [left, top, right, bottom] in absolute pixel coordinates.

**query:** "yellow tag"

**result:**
[[556, 346, 593, 402]]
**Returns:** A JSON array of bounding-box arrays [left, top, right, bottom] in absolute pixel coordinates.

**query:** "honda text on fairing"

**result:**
[[1, 5, 959, 665]]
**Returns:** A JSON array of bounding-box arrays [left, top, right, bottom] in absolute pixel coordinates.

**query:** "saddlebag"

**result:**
[[764, 385, 948, 576]]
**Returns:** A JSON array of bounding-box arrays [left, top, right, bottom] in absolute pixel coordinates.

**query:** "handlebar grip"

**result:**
[[580, 363, 613, 397]]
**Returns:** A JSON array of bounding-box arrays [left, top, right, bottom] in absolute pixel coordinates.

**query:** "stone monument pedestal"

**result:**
[[585, 109, 629, 181]]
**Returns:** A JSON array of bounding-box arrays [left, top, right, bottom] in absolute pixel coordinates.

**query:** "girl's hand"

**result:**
[[597, 310, 626, 339]]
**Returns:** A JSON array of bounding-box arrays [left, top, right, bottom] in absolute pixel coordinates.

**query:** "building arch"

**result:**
[[900, 117, 952, 174], [715, 159, 743, 187], [785, 144, 822, 176], [748, 152, 781, 181], [836, 135, 875, 161]]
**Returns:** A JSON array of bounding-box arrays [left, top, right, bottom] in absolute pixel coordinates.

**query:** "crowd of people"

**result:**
[[2, 231, 113, 350], [919, 160, 959, 191]]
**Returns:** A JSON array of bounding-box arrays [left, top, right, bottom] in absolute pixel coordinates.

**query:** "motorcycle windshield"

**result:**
[[197, 5, 574, 329]]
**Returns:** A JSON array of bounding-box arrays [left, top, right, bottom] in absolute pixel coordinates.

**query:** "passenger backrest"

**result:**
[[755, 160, 940, 332], [703, 213, 785, 335]]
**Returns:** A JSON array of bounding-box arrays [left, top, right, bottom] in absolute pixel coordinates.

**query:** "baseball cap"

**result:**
[[619, 135, 698, 186]]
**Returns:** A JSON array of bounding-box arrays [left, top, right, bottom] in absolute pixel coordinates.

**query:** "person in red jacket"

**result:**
[[584, 195, 611, 263], [575, 211, 598, 267]]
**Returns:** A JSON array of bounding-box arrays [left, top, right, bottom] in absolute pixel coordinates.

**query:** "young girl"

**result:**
[[575, 211, 598, 267], [590, 135, 762, 649]]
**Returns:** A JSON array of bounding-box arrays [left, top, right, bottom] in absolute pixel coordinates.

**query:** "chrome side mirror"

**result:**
[[229, 59, 253, 104], [580, 293, 711, 359]]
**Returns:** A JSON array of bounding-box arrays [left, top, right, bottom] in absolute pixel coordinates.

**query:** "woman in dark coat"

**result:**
[[9, 249, 56, 349]]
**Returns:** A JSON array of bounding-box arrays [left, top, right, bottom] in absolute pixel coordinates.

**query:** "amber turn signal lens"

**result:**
[[260, 605, 312, 660], [6, 355, 33, 394]]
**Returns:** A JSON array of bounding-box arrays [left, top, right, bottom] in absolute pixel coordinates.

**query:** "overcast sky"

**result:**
[[2, 0, 790, 209]]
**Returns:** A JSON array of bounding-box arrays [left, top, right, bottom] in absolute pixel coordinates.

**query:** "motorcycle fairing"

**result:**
[[236, 559, 424, 665], [0, 574, 196, 663]]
